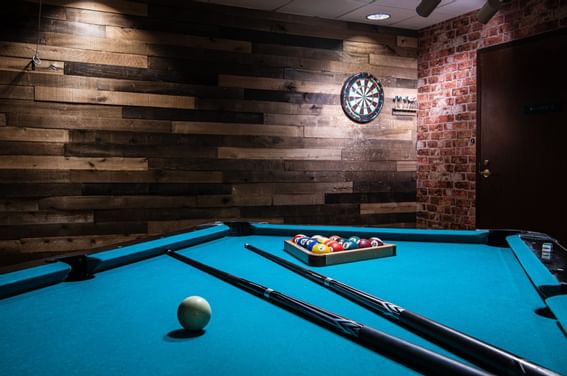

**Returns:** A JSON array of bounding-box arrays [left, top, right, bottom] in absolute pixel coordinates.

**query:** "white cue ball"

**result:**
[[177, 296, 212, 331]]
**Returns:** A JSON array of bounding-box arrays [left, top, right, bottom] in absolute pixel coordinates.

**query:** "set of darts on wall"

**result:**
[[393, 96, 417, 110]]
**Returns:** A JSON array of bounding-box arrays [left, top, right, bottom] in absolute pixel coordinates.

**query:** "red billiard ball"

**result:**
[[329, 242, 344, 252], [293, 234, 306, 242], [329, 235, 341, 241], [358, 238, 371, 249], [369, 237, 384, 247]]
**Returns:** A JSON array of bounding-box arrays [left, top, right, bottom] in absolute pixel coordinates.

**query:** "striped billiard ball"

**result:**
[[342, 240, 358, 250], [369, 237, 384, 247]]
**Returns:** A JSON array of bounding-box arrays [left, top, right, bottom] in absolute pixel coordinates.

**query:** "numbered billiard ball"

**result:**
[[293, 234, 306, 242], [358, 238, 371, 248], [348, 236, 360, 244], [369, 237, 384, 247], [311, 243, 331, 254], [329, 235, 341, 241], [177, 296, 212, 331], [342, 240, 358, 250], [304, 239, 318, 250], [294, 236, 308, 244], [329, 242, 344, 252]]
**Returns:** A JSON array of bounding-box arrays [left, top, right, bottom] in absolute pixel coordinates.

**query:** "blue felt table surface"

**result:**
[[1, 234, 566, 375]]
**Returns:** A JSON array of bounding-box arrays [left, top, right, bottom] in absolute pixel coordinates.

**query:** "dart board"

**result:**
[[340, 72, 385, 123]]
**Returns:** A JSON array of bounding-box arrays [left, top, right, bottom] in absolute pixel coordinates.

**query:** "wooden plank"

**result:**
[[218, 147, 342, 161], [63, 61, 217, 86], [0, 99, 123, 118], [0, 211, 93, 226], [304, 126, 413, 141], [0, 222, 147, 240], [0, 234, 145, 254], [233, 182, 353, 196], [242, 89, 338, 105], [284, 160, 397, 172], [29, 0, 148, 16], [343, 40, 393, 56], [0, 85, 34, 100], [0, 57, 64, 74], [173, 121, 301, 137], [342, 146, 416, 161], [0, 113, 5, 126], [35, 86, 195, 109], [233, 181, 353, 207], [283, 212, 416, 226], [106, 26, 252, 53], [369, 54, 417, 70], [397, 36, 418, 49], [218, 74, 340, 95], [36, 31, 149, 56], [79, 183, 231, 196], [0, 156, 148, 171], [1, 15, 106, 38], [147, 219, 215, 235], [123, 106, 264, 124], [353, 175, 416, 193], [0, 141, 64, 156], [68, 130, 221, 146], [0, 42, 147, 68], [0, 170, 71, 183], [11, 113, 172, 133], [223, 169, 346, 184], [38, 196, 200, 210], [70, 170, 222, 183], [360, 202, 418, 215], [94, 207, 240, 222], [196, 195, 233, 207], [196, 98, 325, 117], [0, 183, 81, 197], [1, 2, 67, 20], [0, 127, 69, 142], [0, 199, 39, 212], [149, 158, 284, 172], [273, 193, 325, 206], [65, 143, 216, 159], [148, 56, 283, 80], [240, 203, 359, 218], [252, 43, 348, 62], [397, 161, 417, 172], [325, 192, 417, 204]]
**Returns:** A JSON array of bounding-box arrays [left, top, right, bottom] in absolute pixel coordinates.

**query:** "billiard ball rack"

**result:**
[[283, 240, 396, 266]]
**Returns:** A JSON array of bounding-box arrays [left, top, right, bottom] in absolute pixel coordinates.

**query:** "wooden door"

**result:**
[[477, 28, 567, 245]]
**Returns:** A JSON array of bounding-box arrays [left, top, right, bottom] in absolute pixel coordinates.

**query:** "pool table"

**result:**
[[1, 222, 566, 375]]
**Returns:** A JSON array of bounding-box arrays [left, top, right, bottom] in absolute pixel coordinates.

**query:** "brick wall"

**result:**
[[416, 0, 566, 229]]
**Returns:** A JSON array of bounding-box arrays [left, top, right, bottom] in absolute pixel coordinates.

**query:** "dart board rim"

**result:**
[[340, 72, 385, 124]]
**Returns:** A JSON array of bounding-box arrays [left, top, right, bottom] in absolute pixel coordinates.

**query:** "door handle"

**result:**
[[480, 159, 490, 178]]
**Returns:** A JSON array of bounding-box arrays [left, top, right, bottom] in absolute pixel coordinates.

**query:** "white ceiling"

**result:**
[[196, 0, 486, 30]]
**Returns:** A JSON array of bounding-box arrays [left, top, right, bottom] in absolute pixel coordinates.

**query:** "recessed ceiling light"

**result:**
[[366, 13, 391, 21]]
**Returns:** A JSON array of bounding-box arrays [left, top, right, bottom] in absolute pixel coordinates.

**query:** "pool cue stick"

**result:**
[[244, 244, 560, 376], [166, 250, 488, 376]]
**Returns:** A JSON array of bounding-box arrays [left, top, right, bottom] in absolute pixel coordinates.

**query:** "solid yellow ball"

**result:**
[[177, 296, 212, 331]]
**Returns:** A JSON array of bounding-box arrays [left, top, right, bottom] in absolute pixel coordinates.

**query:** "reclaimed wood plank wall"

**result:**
[[0, 0, 418, 265]]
